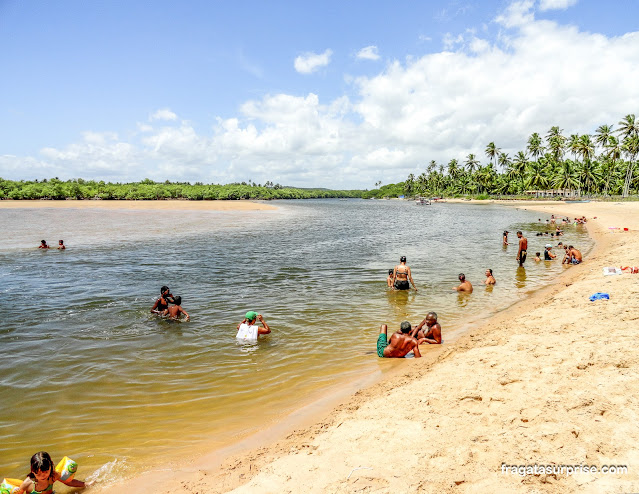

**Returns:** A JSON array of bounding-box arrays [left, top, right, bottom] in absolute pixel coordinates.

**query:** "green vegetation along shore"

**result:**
[[0, 178, 364, 201]]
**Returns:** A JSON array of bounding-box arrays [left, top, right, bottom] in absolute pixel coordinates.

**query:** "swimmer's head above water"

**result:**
[[173, 296, 182, 305], [161, 285, 170, 295], [400, 256, 406, 263], [458, 273, 466, 281]]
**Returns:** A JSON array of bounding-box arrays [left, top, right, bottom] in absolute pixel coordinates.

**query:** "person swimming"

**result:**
[[57, 240, 65, 250], [38, 240, 50, 249]]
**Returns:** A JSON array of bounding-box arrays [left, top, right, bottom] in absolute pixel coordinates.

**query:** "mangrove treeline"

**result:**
[[401, 114, 639, 199], [0, 178, 365, 200]]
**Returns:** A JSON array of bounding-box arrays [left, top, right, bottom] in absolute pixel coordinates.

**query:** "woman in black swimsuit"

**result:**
[[392, 256, 417, 291]]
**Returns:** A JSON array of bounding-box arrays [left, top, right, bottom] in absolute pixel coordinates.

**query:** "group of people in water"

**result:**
[[377, 215, 586, 359], [38, 239, 65, 249], [150, 286, 190, 321]]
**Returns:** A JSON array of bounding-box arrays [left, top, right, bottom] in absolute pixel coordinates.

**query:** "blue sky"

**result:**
[[1, 0, 638, 188]]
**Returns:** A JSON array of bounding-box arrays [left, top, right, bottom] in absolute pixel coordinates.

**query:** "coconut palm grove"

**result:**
[[1, 114, 637, 201]]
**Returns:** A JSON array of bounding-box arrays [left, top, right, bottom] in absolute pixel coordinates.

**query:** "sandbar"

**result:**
[[0, 199, 277, 211], [92, 201, 639, 493]]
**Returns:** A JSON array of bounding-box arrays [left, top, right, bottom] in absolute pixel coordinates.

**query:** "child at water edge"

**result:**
[[387, 269, 394, 287], [16, 451, 88, 493]]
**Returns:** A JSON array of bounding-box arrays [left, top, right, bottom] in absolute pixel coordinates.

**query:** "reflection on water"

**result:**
[[0, 200, 593, 485], [515, 266, 527, 288]]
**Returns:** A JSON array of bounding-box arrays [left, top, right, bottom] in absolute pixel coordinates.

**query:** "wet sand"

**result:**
[[94, 201, 639, 493], [0, 199, 277, 211]]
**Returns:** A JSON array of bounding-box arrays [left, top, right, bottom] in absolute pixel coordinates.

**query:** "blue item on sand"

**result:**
[[589, 292, 610, 302]]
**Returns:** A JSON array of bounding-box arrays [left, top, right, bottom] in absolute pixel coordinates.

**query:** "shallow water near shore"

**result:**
[[0, 200, 592, 487]]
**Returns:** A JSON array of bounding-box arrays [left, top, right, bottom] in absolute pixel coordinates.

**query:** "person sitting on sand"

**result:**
[[484, 269, 496, 285], [411, 312, 442, 344], [534, 252, 542, 262], [377, 322, 422, 358], [453, 273, 473, 293], [387, 269, 394, 288], [544, 245, 556, 260], [567, 245, 583, 264], [516, 231, 527, 267], [392, 256, 417, 291], [236, 311, 271, 341], [57, 240, 65, 250], [161, 296, 190, 321], [38, 240, 50, 249], [151, 285, 175, 314]]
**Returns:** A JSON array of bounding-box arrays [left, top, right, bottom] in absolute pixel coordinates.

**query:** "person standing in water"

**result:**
[[151, 285, 174, 314], [516, 231, 528, 267], [452, 273, 473, 293], [386, 269, 394, 288], [236, 311, 271, 341], [57, 240, 65, 250], [162, 296, 190, 321], [392, 256, 417, 291], [503, 231, 509, 245], [38, 240, 50, 249], [484, 269, 496, 285]]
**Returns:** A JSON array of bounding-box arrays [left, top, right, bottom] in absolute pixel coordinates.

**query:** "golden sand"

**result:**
[[92, 201, 639, 493]]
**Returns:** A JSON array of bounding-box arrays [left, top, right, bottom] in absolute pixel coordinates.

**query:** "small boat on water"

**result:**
[[415, 197, 431, 205]]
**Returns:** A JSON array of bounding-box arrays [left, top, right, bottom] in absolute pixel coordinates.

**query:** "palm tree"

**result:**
[[525, 159, 550, 190], [617, 114, 639, 139], [576, 134, 595, 164], [498, 152, 511, 170], [546, 126, 566, 163], [594, 124, 613, 152], [405, 173, 415, 196], [552, 159, 579, 193], [427, 160, 437, 174], [447, 159, 460, 179], [465, 153, 480, 173], [512, 151, 528, 192], [621, 135, 639, 197], [603, 136, 622, 195], [577, 158, 601, 194], [485, 142, 500, 168], [568, 134, 580, 161], [526, 132, 544, 161]]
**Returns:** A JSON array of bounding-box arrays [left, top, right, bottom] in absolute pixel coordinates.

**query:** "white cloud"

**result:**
[[2, 1, 639, 188], [356, 45, 380, 61], [294, 49, 332, 74], [149, 108, 178, 121], [539, 0, 578, 11]]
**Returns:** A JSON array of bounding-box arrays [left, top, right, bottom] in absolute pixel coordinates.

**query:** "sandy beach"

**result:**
[[0, 199, 277, 211], [89, 200, 639, 493]]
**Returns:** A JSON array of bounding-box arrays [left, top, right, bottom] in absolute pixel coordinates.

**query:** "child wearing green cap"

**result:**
[[236, 312, 271, 341]]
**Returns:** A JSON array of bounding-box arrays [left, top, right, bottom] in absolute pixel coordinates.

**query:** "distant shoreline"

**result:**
[[0, 199, 277, 211]]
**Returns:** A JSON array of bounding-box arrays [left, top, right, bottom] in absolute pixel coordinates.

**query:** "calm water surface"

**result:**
[[0, 200, 593, 486]]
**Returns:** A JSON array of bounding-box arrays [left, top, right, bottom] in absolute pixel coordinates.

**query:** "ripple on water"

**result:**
[[0, 200, 593, 480]]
